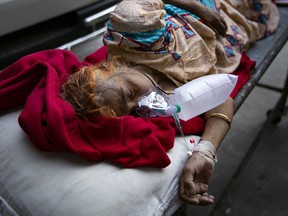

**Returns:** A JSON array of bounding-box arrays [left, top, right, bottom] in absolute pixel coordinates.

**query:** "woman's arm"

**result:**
[[163, 0, 227, 36], [202, 97, 234, 148], [179, 97, 234, 205]]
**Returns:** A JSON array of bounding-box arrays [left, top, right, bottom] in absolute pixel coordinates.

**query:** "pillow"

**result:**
[[169, 74, 238, 120]]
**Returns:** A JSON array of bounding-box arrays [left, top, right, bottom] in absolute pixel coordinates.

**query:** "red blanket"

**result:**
[[0, 47, 255, 168]]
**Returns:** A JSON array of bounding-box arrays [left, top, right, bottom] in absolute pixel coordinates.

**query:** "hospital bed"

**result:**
[[0, 4, 288, 216]]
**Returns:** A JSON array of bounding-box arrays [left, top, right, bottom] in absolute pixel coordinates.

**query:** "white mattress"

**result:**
[[0, 108, 200, 216]]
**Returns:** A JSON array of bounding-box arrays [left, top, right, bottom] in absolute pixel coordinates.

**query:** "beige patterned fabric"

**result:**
[[104, 0, 279, 88]]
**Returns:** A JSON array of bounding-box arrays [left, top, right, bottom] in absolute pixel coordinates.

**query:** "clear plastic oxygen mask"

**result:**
[[136, 87, 190, 150]]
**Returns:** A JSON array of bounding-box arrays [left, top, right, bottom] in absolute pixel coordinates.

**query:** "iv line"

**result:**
[[172, 114, 191, 151]]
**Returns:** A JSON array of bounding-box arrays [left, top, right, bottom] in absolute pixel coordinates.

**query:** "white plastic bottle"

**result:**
[[168, 74, 238, 121]]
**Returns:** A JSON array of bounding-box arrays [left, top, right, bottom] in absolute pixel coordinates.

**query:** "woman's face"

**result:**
[[61, 62, 154, 117], [106, 67, 154, 116]]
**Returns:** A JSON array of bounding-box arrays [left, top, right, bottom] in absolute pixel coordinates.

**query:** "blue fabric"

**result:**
[[106, 21, 166, 46], [198, 0, 217, 11]]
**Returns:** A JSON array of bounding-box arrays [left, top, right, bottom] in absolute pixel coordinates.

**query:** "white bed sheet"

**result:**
[[0, 108, 200, 216]]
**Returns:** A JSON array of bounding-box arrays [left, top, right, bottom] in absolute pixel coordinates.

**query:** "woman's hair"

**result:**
[[61, 58, 129, 118]]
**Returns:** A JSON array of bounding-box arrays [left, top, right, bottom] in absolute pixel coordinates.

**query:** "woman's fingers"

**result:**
[[180, 190, 215, 205]]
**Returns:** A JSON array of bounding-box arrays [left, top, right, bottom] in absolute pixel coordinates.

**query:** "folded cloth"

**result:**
[[0, 46, 254, 168]]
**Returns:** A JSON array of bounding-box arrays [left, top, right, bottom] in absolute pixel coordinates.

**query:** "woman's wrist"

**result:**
[[187, 140, 217, 169]]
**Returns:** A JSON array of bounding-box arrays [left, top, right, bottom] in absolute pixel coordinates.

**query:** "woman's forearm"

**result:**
[[201, 97, 234, 149]]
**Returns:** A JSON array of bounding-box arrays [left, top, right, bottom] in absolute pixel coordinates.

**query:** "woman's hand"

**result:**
[[179, 153, 214, 205]]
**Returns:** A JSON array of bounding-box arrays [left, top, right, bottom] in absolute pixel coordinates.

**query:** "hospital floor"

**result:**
[[187, 42, 288, 216]]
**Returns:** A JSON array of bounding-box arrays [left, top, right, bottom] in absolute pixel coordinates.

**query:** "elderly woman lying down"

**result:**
[[61, 0, 279, 205]]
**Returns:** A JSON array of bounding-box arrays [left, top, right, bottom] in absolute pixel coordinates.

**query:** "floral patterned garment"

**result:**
[[103, 0, 279, 88]]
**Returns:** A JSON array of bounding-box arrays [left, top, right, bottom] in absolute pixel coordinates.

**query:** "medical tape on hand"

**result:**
[[187, 140, 217, 169]]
